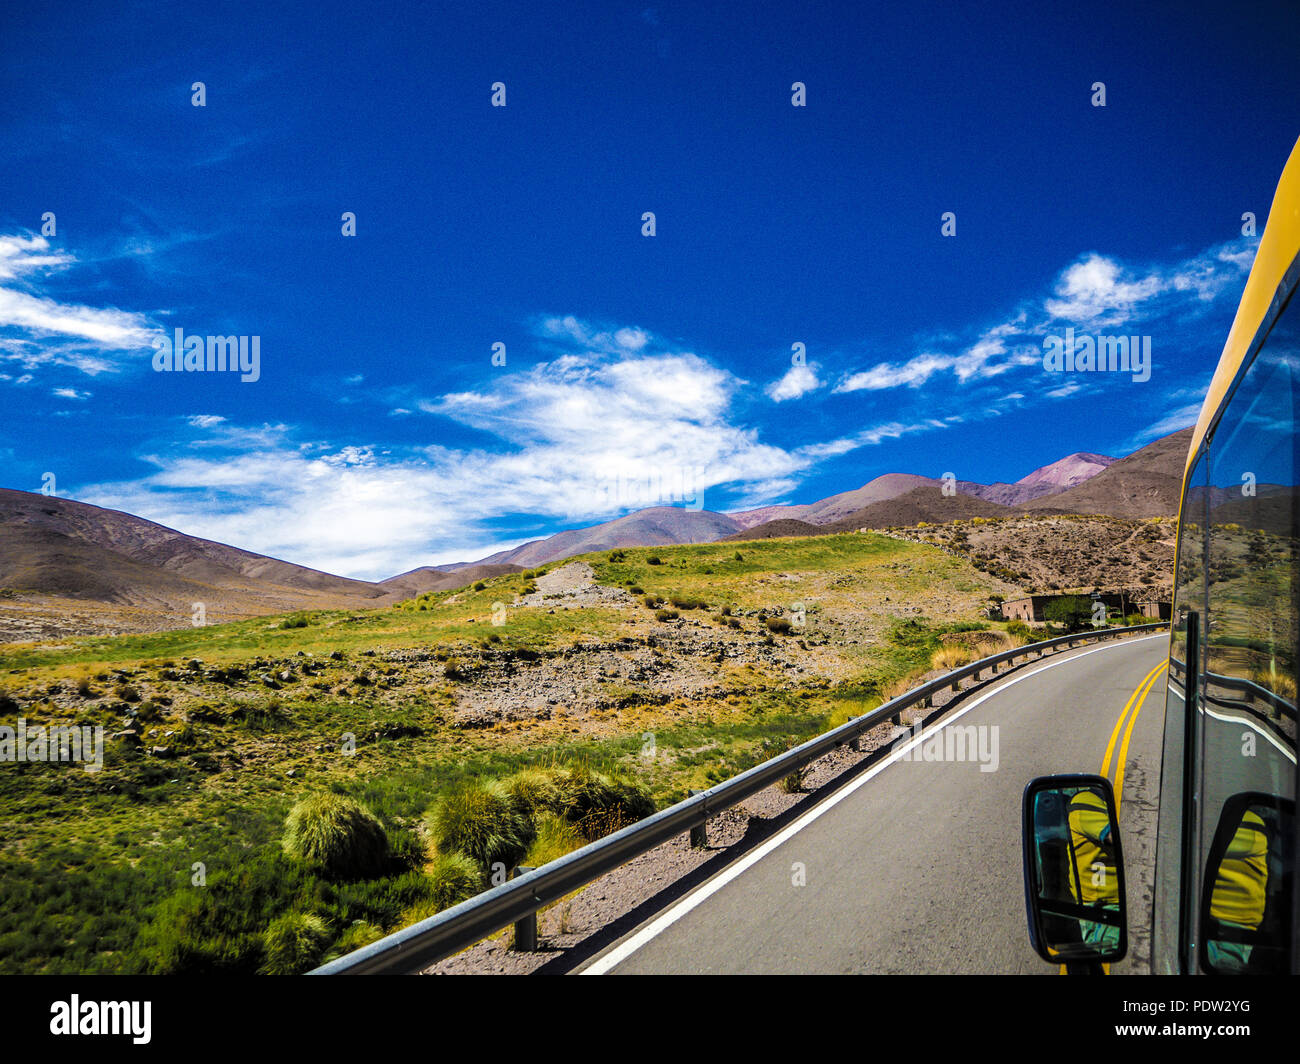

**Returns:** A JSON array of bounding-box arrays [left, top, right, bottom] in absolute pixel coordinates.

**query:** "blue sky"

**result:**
[[1, 0, 1297, 580]]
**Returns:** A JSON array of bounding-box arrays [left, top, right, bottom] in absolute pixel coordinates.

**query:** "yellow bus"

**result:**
[[1022, 134, 1299, 975]]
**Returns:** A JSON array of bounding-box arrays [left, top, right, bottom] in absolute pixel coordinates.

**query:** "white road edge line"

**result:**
[[581, 633, 1166, 974], [1163, 683, 1297, 763]]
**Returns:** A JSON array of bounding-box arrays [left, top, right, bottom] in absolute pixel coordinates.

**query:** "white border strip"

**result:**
[[581, 634, 1166, 974]]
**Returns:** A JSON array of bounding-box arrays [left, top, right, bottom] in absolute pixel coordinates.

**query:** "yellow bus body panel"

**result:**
[[1185, 134, 1300, 478]]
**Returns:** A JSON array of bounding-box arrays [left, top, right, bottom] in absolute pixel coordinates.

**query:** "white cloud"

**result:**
[[766, 362, 821, 401], [834, 240, 1254, 398], [1044, 254, 1162, 323], [834, 352, 953, 393], [83, 334, 813, 579], [0, 233, 159, 377], [1128, 402, 1203, 448], [52, 387, 91, 400], [186, 414, 226, 428]]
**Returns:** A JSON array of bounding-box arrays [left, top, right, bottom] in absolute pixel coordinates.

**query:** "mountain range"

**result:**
[[0, 428, 1192, 634]]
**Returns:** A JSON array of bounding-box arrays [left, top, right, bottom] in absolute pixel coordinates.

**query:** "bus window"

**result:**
[[1197, 294, 1299, 972]]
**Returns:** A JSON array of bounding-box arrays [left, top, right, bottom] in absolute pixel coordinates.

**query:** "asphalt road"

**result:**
[[584, 633, 1170, 974]]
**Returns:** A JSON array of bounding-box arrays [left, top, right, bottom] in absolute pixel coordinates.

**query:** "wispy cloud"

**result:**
[[766, 362, 820, 401], [0, 234, 159, 378], [832, 239, 1254, 397]]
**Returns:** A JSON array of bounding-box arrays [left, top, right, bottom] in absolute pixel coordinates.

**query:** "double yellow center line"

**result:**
[[1059, 657, 1168, 975], [1102, 659, 1168, 810]]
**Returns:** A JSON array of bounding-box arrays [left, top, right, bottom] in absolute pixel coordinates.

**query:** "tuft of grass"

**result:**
[[930, 645, 976, 671], [502, 768, 562, 817], [424, 852, 484, 910], [260, 912, 330, 975], [325, 921, 384, 961], [550, 765, 656, 840], [282, 793, 390, 879], [442, 657, 470, 681], [765, 617, 793, 635], [427, 780, 536, 872], [654, 609, 679, 622], [524, 812, 586, 868]]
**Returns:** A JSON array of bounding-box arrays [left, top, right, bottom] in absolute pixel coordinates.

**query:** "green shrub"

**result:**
[[551, 766, 655, 840], [1044, 595, 1094, 631], [279, 613, 311, 629], [655, 609, 679, 621], [428, 780, 536, 872], [472, 581, 486, 591], [766, 617, 793, 635], [425, 852, 484, 910], [282, 793, 390, 879], [629, 585, 644, 595], [646, 555, 663, 565], [1006, 620, 1034, 642], [502, 768, 562, 817], [525, 812, 587, 867], [260, 912, 330, 975], [326, 920, 385, 961]]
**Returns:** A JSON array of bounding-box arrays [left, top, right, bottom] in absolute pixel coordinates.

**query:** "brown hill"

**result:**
[[453, 507, 743, 569], [1018, 429, 1192, 518], [0, 488, 388, 602], [824, 486, 1017, 531], [379, 562, 525, 598], [721, 518, 823, 542], [0, 487, 396, 638]]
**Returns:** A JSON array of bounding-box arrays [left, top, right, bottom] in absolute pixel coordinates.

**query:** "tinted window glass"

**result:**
[[1196, 296, 1299, 972]]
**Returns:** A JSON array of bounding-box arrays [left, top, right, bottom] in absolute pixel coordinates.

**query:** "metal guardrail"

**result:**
[[310, 621, 1168, 974], [1169, 657, 1297, 721]]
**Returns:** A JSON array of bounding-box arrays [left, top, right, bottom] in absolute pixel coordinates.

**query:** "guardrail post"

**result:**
[[689, 790, 708, 848], [511, 866, 537, 952]]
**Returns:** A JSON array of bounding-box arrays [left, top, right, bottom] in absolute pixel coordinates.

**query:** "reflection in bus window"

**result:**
[[1198, 294, 1299, 971]]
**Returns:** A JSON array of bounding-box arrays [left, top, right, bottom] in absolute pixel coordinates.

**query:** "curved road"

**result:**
[[583, 634, 1169, 974]]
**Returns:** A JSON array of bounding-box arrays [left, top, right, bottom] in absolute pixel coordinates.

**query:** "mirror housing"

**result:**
[[1022, 773, 1128, 968], [1199, 791, 1294, 974]]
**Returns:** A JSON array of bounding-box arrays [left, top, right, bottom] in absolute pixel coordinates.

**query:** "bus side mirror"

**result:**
[[1199, 792, 1295, 975], [1022, 774, 1128, 969]]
